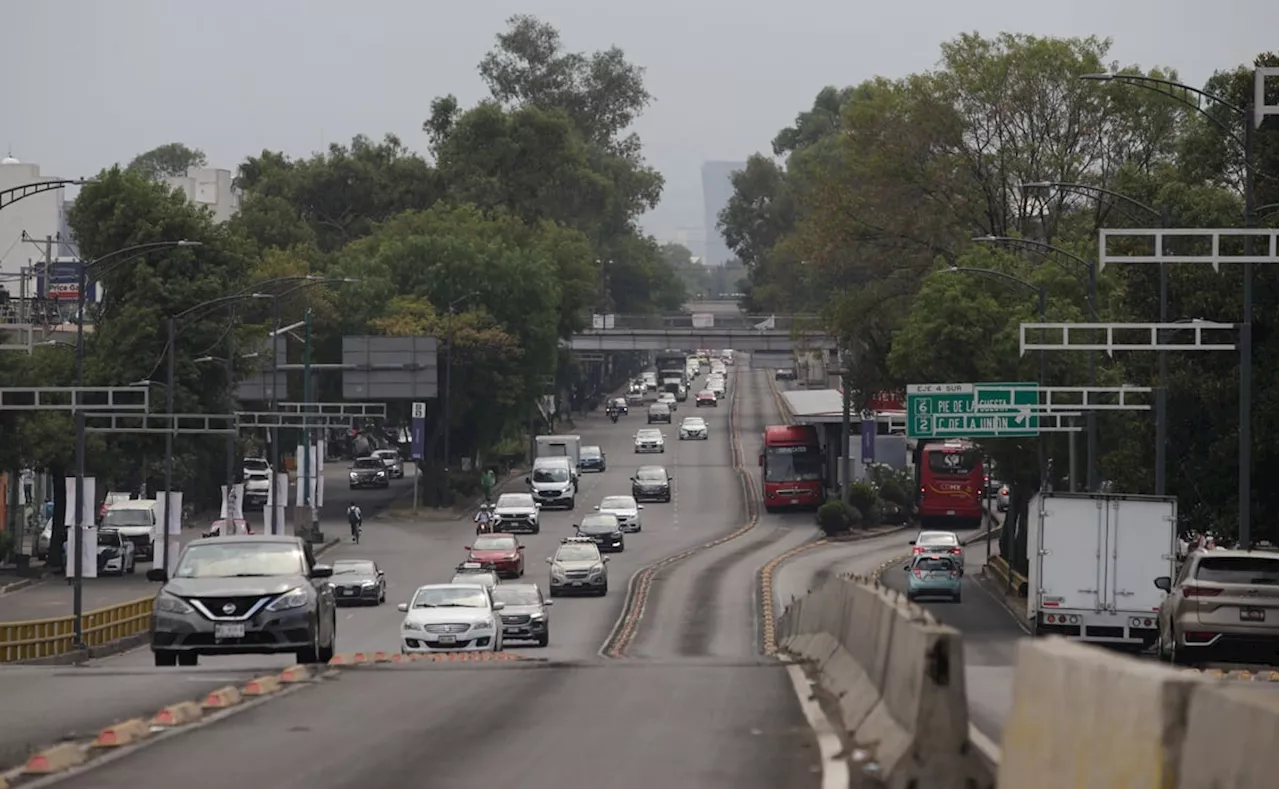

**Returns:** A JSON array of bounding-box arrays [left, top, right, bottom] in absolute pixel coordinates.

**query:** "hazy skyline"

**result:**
[[7, 0, 1277, 243]]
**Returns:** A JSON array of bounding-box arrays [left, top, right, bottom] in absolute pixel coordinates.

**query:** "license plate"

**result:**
[[214, 624, 245, 639], [341, 588, 354, 596], [946, 510, 956, 516], [1240, 607, 1266, 622], [572, 581, 583, 587], [790, 498, 798, 505], [437, 634, 457, 644]]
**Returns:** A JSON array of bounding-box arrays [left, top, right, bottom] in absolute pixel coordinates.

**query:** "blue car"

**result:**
[[904, 554, 963, 602]]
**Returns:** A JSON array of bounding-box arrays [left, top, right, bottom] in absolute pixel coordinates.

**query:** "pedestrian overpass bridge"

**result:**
[[569, 311, 836, 352]]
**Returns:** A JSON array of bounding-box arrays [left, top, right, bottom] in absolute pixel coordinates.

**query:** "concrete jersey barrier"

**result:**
[[776, 575, 986, 788]]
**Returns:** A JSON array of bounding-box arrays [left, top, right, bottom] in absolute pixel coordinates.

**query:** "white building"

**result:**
[[163, 167, 241, 224], [0, 156, 73, 282]]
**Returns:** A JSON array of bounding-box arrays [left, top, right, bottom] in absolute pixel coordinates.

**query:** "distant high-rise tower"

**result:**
[[701, 161, 746, 267]]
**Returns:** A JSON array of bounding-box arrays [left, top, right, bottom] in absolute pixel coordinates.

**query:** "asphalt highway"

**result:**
[[39, 365, 826, 789], [771, 525, 1022, 744], [0, 463, 412, 623]]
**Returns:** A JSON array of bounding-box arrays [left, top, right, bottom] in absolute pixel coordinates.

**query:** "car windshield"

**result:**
[[472, 536, 517, 551], [353, 458, 383, 469], [243, 459, 268, 470], [682, 419, 705, 428], [556, 546, 599, 562], [1195, 557, 1279, 585], [533, 467, 570, 483], [103, 509, 151, 527], [699, 391, 714, 397], [332, 560, 376, 575], [637, 468, 667, 481], [412, 587, 489, 608], [174, 543, 306, 579], [582, 447, 602, 459], [579, 515, 618, 533], [97, 531, 120, 546], [763, 445, 823, 482], [245, 471, 269, 480], [927, 449, 976, 475], [375, 451, 397, 460], [492, 587, 542, 607], [637, 431, 661, 439], [915, 557, 956, 572], [600, 496, 635, 510], [496, 493, 535, 508]]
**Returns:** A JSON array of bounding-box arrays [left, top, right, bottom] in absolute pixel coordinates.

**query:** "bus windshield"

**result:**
[[764, 445, 822, 482]]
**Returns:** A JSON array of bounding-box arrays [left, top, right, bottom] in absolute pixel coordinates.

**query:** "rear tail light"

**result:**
[[949, 570, 960, 578], [1184, 587, 1222, 597], [912, 546, 925, 554], [1000, 487, 1009, 496], [913, 569, 925, 579], [949, 547, 962, 554]]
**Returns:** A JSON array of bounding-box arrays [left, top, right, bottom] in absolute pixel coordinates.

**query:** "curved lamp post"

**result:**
[[1082, 70, 1262, 544]]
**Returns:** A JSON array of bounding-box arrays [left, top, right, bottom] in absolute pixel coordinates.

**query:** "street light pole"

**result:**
[[441, 292, 478, 507], [162, 315, 177, 575], [71, 239, 200, 646]]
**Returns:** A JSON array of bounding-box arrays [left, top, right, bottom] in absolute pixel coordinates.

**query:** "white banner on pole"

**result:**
[[213, 484, 248, 535], [315, 471, 325, 508], [162, 536, 182, 573], [63, 477, 97, 579]]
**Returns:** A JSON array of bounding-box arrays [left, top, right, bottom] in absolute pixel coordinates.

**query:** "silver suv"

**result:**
[[547, 537, 609, 597]]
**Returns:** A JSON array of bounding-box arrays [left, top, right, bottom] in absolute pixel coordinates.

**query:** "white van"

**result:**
[[102, 500, 158, 561], [527, 457, 577, 510]]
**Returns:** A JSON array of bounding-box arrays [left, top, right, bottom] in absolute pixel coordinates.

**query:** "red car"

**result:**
[[466, 534, 525, 578], [695, 390, 717, 407]]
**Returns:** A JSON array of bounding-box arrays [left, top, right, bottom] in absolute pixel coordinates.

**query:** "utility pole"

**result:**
[[300, 308, 313, 541], [1239, 98, 1256, 548], [840, 350, 852, 507], [224, 311, 237, 531], [269, 298, 281, 537]]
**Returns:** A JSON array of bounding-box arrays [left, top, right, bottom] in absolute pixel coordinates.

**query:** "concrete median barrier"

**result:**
[[998, 637, 1279, 789], [777, 575, 982, 788], [92, 718, 151, 748], [278, 664, 317, 683], [23, 742, 87, 774], [201, 685, 243, 709], [151, 700, 203, 727], [242, 675, 283, 696]]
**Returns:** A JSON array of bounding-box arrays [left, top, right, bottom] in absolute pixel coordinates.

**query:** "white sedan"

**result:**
[[634, 429, 665, 453], [679, 417, 708, 440], [398, 583, 505, 653], [596, 495, 643, 533], [373, 449, 404, 479], [910, 530, 965, 572]]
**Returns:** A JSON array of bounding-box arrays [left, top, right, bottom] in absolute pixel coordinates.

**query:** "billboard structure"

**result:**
[[341, 335, 439, 400]]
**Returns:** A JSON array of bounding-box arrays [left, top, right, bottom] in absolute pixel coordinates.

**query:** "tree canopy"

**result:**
[[719, 35, 1278, 560]]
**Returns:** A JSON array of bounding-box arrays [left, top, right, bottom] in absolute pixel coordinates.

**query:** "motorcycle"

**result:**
[[609, 409, 619, 423]]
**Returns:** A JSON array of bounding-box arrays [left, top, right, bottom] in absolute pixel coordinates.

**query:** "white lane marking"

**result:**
[[785, 663, 850, 789], [968, 723, 1003, 768]]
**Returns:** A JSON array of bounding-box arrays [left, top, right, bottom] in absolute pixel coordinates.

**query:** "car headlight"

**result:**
[[349, 472, 358, 480], [361, 581, 377, 587], [156, 593, 194, 615], [376, 471, 386, 477], [550, 566, 566, 578], [589, 564, 605, 576], [471, 619, 494, 631], [530, 612, 546, 621], [267, 587, 309, 611], [402, 620, 422, 631]]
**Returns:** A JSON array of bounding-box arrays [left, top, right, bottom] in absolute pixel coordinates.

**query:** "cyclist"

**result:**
[[347, 502, 363, 543]]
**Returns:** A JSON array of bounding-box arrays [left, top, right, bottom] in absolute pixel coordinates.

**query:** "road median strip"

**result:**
[[92, 718, 151, 748], [200, 685, 243, 709], [23, 742, 87, 775]]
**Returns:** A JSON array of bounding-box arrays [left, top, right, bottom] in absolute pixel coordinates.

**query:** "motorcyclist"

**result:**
[[347, 502, 363, 542], [474, 503, 496, 534]]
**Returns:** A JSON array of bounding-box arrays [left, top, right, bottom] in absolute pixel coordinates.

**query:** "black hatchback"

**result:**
[[632, 466, 672, 503]]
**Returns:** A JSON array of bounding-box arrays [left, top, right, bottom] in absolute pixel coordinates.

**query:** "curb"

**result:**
[[0, 575, 46, 596], [328, 650, 528, 665], [0, 663, 331, 783]]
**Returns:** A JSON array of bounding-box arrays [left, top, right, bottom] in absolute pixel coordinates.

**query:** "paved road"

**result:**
[[18, 365, 827, 789], [771, 526, 1022, 744], [0, 464, 412, 623]]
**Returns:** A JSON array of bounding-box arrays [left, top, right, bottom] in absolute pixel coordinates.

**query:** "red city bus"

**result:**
[[760, 425, 825, 512], [916, 439, 984, 529]]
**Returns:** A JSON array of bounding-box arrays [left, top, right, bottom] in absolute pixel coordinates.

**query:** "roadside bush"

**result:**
[[0, 530, 14, 563], [816, 500, 857, 536], [875, 476, 911, 509], [846, 481, 879, 521]]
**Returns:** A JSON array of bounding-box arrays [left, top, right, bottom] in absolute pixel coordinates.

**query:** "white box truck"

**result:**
[[536, 435, 582, 476], [1027, 491, 1177, 650]]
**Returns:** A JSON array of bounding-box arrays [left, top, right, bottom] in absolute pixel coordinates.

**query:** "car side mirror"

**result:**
[[534, 502, 542, 508], [545, 557, 553, 564], [464, 546, 472, 551], [903, 566, 910, 571], [594, 505, 600, 510], [493, 602, 506, 611], [1154, 576, 1172, 592], [638, 504, 645, 510], [397, 603, 409, 612], [668, 477, 673, 482], [524, 476, 531, 484], [517, 545, 524, 550], [908, 540, 916, 545], [146, 568, 167, 583], [310, 565, 333, 579], [544, 600, 554, 607], [602, 557, 610, 563], [630, 477, 637, 482], [377, 570, 385, 577]]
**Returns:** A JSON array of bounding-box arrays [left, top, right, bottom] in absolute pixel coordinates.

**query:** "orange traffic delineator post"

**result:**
[[349, 652, 369, 664], [328, 653, 352, 665], [201, 685, 243, 709], [372, 650, 391, 663], [24, 742, 87, 774], [151, 700, 203, 727], [390, 653, 409, 662], [242, 675, 283, 696], [93, 718, 151, 748], [278, 665, 314, 683]]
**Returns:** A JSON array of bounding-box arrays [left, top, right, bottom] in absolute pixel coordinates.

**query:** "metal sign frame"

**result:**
[[914, 410, 1084, 438], [1098, 228, 1280, 272], [83, 413, 237, 434], [1020, 322, 1236, 355], [235, 412, 367, 429], [275, 402, 387, 418], [972, 384, 1153, 412], [0, 387, 150, 411], [0, 324, 36, 353], [1256, 67, 1279, 129]]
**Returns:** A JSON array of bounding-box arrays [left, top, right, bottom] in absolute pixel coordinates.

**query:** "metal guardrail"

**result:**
[[0, 596, 153, 663]]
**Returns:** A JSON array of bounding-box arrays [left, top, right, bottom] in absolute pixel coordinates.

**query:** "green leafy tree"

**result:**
[[127, 142, 208, 180]]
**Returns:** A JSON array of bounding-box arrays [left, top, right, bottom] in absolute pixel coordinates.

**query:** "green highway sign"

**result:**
[[906, 382, 1040, 439]]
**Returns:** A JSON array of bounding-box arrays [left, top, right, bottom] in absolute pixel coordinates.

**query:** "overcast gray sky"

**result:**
[[8, 0, 1277, 242]]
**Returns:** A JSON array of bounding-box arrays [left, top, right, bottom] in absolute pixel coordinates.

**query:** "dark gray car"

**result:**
[[349, 456, 390, 489], [492, 583, 553, 647], [147, 535, 337, 667], [330, 558, 386, 605]]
